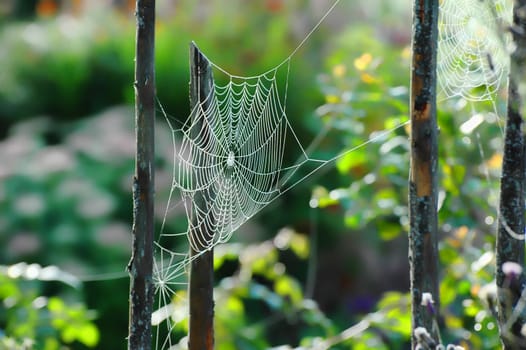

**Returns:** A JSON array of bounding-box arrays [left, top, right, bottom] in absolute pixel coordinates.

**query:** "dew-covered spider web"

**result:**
[[152, 55, 410, 349], [150, 1, 412, 346], [437, 0, 514, 233], [164, 64, 303, 253], [437, 0, 512, 102], [437, 0, 522, 247], [438, 1, 526, 342]]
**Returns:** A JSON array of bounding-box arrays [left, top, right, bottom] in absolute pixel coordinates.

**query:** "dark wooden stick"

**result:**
[[496, 1, 526, 347], [188, 42, 215, 350], [408, 0, 440, 347], [128, 0, 155, 349]]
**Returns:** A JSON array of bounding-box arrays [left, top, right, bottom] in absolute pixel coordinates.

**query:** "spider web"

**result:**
[[169, 65, 296, 253], [151, 3, 350, 346], [152, 55, 409, 348], [437, 0, 512, 101], [153, 60, 316, 349]]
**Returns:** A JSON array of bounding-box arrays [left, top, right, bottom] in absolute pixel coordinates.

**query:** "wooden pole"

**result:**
[[408, 0, 440, 347], [128, 0, 155, 349], [188, 42, 215, 350], [496, 1, 526, 347]]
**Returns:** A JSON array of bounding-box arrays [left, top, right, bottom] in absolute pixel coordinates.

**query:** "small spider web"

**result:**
[[438, 0, 512, 102]]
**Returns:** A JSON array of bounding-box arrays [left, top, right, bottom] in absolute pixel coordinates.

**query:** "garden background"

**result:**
[[0, 0, 505, 349]]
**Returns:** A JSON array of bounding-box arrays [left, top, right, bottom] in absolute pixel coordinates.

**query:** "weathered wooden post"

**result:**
[[496, 1, 526, 347], [409, 0, 440, 347], [188, 42, 215, 350], [128, 0, 156, 349]]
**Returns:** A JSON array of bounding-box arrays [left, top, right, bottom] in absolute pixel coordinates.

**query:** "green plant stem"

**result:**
[[128, 0, 155, 349]]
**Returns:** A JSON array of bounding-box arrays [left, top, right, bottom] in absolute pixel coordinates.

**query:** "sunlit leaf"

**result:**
[[378, 222, 401, 240], [486, 153, 502, 170], [77, 323, 99, 347], [47, 297, 65, 313], [289, 234, 309, 259], [325, 94, 340, 104], [360, 72, 377, 84], [354, 53, 373, 71], [332, 64, 347, 78], [275, 276, 303, 305], [344, 212, 362, 228], [444, 313, 463, 329], [336, 150, 367, 174]]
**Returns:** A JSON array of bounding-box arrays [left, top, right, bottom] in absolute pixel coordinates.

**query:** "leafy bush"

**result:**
[[154, 229, 336, 349], [310, 20, 504, 350], [0, 13, 133, 124], [0, 1, 321, 134], [0, 263, 99, 349], [0, 108, 142, 348]]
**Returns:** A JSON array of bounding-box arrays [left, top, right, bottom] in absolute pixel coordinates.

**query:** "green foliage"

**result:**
[[0, 264, 99, 349], [0, 13, 134, 123], [310, 18, 505, 350], [313, 25, 411, 240], [0, 111, 134, 268], [156, 229, 336, 349], [0, 1, 320, 131], [0, 108, 143, 348]]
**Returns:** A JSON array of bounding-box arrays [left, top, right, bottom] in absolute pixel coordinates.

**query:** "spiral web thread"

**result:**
[[437, 0, 516, 240], [150, 2, 351, 347], [437, 0, 513, 241], [438, 0, 512, 102]]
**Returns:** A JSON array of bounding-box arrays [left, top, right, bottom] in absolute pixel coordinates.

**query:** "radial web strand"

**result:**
[[437, 0, 512, 101]]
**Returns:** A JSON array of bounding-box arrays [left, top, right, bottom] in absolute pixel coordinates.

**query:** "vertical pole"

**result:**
[[128, 0, 155, 349], [409, 0, 439, 347], [496, 1, 526, 347], [188, 42, 215, 350]]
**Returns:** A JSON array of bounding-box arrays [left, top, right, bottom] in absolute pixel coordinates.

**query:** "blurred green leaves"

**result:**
[[309, 15, 505, 350], [48, 297, 99, 347], [0, 13, 134, 123], [158, 228, 336, 349], [313, 25, 411, 243], [374, 292, 411, 338], [0, 264, 98, 349]]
